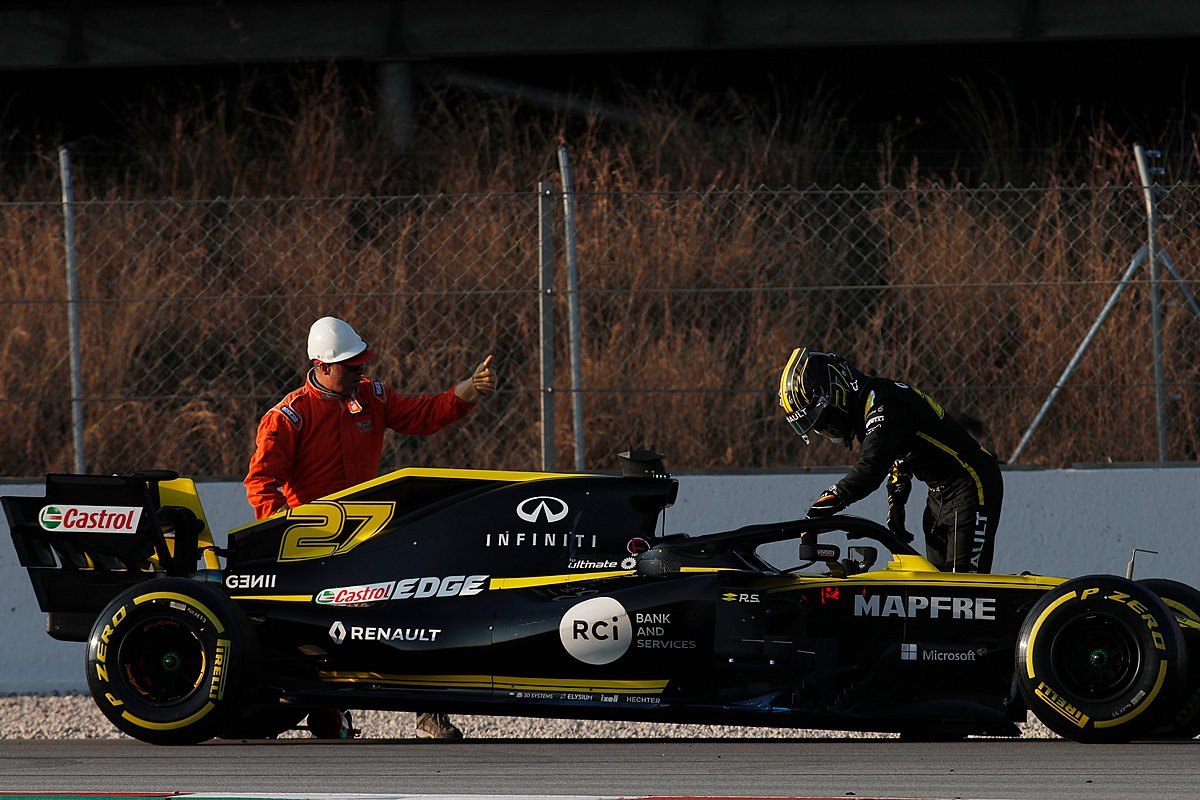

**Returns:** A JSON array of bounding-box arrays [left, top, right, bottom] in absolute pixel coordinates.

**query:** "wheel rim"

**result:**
[[1051, 612, 1140, 700], [119, 616, 207, 704]]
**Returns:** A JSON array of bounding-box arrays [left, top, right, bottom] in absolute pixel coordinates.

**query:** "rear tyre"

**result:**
[[85, 577, 256, 745], [1016, 575, 1186, 743], [1139, 578, 1200, 739]]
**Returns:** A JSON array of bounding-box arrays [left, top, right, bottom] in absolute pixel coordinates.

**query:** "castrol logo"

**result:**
[[315, 581, 397, 606], [38, 504, 143, 534]]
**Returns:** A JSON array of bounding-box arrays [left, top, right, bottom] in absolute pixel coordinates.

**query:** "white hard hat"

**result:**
[[307, 317, 375, 365]]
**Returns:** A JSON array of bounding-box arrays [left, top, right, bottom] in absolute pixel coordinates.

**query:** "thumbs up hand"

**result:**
[[456, 354, 497, 403]]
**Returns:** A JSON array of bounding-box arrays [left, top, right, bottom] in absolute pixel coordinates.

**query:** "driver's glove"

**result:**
[[806, 484, 847, 518], [888, 519, 915, 544], [886, 462, 915, 543]]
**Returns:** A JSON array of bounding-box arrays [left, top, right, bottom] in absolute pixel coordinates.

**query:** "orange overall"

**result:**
[[244, 370, 473, 519]]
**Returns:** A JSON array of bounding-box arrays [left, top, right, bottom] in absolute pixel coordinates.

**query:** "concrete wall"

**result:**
[[3, 466, 1198, 694]]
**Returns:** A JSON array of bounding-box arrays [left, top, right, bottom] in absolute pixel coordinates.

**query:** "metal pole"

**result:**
[[537, 182, 556, 472], [1010, 246, 1148, 463], [557, 145, 586, 470], [1135, 144, 1168, 461], [58, 147, 86, 473], [1159, 250, 1200, 321]]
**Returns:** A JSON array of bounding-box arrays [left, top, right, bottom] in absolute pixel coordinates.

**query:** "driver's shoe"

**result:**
[[415, 712, 463, 740]]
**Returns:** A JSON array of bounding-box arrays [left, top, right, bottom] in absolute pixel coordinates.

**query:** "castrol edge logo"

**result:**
[[38, 504, 143, 534], [315, 575, 490, 606]]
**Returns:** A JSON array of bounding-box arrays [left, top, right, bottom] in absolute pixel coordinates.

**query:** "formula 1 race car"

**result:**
[[5, 450, 1200, 745]]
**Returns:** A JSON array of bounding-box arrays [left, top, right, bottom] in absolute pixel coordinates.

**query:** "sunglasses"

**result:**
[[322, 360, 365, 373]]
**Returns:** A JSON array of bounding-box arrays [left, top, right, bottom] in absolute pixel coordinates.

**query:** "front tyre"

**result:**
[[1139, 578, 1200, 738], [86, 577, 256, 745], [1017, 575, 1186, 743]]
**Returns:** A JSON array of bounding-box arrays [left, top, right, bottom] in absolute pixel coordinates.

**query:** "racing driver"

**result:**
[[244, 315, 496, 739], [778, 347, 1003, 573]]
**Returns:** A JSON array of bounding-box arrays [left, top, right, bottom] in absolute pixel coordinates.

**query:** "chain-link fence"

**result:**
[[4, 180, 1200, 479]]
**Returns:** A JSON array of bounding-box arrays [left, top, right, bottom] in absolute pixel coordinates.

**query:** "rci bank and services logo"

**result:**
[[559, 596, 631, 665]]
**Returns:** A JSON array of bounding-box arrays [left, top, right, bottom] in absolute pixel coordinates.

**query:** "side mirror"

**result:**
[[798, 542, 841, 562], [847, 545, 879, 572], [618, 447, 668, 478]]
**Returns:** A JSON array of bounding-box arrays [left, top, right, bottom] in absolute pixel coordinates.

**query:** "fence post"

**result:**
[[1135, 144, 1168, 462], [1010, 246, 1148, 464], [557, 145, 586, 470], [537, 182, 556, 472], [58, 147, 86, 473], [1012, 147, 1182, 464]]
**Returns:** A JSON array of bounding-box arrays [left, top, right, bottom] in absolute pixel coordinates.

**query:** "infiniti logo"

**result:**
[[516, 496, 569, 523], [329, 621, 347, 644]]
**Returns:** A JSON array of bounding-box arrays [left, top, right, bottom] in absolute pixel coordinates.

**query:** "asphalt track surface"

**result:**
[[3, 738, 1200, 799]]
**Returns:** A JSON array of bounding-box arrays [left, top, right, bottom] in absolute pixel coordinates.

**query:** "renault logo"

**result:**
[[516, 496, 569, 523], [329, 621, 347, 644]]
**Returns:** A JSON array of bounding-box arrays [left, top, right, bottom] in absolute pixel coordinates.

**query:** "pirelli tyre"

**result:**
[[85, 577, 257, 745], [1139, 578, 1200, 739], [1016, 575, 1187, 743]]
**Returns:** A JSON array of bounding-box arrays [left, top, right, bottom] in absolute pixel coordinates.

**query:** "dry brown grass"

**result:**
[[2, 66, 1199, 477]]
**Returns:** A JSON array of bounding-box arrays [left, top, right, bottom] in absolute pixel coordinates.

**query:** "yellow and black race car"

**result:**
[[4, 450, 1199, 745]]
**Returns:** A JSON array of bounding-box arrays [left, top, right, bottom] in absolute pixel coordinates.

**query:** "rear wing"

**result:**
[[2, 470, 219, 641]]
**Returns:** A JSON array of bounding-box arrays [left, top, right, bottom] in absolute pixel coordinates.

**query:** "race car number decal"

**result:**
[[278, 501, 396, 562]]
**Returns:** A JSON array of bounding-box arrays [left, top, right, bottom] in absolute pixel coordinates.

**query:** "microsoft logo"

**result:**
[[901, 642, 918, 661]]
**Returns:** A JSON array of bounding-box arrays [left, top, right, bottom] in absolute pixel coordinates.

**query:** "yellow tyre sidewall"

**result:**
[[1018, 576, 1184, 743], [85, 578, 249, 745]]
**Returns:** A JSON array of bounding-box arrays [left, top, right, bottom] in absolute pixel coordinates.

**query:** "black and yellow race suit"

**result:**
[[833, 376, 1003, 573]]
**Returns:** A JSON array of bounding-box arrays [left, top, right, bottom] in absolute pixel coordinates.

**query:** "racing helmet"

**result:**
[[778, 347, 860, 446], [307, 317, 375, 365]]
